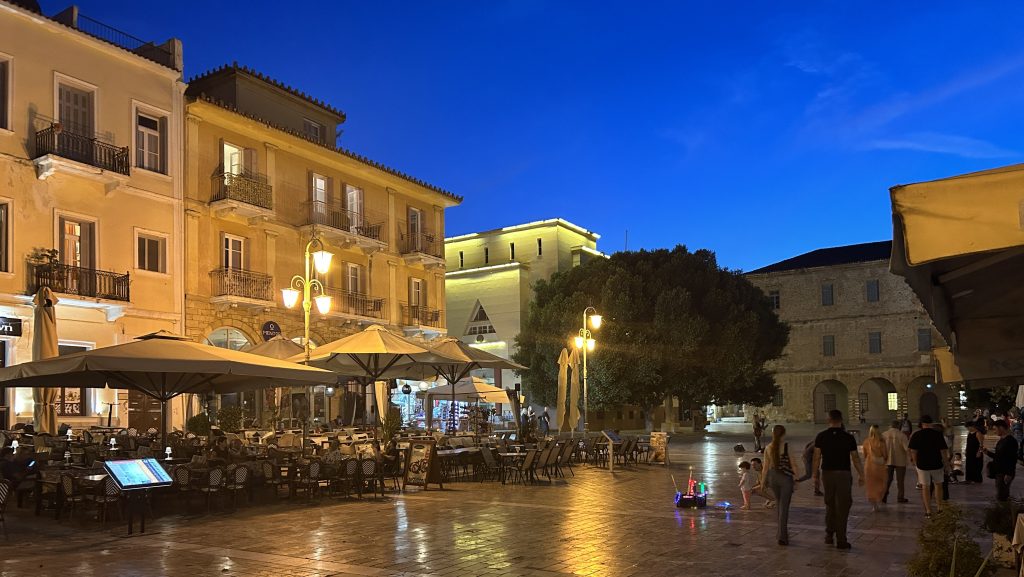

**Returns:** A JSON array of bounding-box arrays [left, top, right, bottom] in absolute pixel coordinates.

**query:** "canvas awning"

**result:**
[[890, 163, 1024, 384]]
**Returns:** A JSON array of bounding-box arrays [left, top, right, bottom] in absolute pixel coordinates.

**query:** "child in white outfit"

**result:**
[[738, 461, 756, 509]]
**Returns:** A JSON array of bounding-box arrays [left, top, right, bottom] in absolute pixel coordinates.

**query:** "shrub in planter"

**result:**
[[186, 413, 211, 436], [981, 499, 1023, 568], [907, 504, 991, 577], [216, 406, 244, 433]]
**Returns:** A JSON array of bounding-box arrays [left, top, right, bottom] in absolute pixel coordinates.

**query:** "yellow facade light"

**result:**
[[281, 288, 300, 309], [314, 294, 332, 315], [589, 314, 602, 330], [312, 250, 334, 275], [574, 335, 585, 349], [586, 338, 595, 352]]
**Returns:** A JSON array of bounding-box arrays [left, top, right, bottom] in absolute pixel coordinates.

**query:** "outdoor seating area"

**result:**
[[0, 425, 657, 536]]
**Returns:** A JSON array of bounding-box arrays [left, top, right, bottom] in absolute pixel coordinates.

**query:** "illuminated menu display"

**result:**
[[103, 458, 174, 490]]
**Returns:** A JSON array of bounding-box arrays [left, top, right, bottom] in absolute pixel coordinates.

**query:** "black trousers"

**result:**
[[821, 470, 853, 544], [996, 474, 1015, 502], [883, 465, 905, 501]]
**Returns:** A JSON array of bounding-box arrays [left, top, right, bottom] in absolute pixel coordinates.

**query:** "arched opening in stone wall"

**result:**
[[857, 378, 898, 425], [920, 392, 940, 423], [904, 375, 949, 423], [813, 379, 848, 424]]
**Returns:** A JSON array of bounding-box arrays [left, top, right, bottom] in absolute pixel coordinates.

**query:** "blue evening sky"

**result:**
[[57, 1, 1024, 271]]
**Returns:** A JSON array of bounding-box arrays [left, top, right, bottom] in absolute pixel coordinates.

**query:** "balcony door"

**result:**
[[58, 84, 94, 163], [223, 141, 242, 184], [408, 207, 422, 251], [347, 185, 363, 232], [58, 217, 95, 296]]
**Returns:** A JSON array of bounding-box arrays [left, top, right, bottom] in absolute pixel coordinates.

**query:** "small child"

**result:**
[[738, 461, 756, 509], [949, 452, 964, 484]]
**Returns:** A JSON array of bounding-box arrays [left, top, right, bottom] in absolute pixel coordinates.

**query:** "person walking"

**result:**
[[900, 413, 913, 438], [985, 419, 1019, 502], [813, 409, 864, 550], [796, 439, 823, 496], [908, 415, 950, 518], [752, 413, 764, 452], [882, 419, 910, 503], [539, 407, 550, 435], [761, 425, 799, 546], [964, 420, 985, 484], [862, 425, 888, 511]]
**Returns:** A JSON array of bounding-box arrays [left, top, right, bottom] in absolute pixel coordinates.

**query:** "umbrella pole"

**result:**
[[161, 399, 167, 450]]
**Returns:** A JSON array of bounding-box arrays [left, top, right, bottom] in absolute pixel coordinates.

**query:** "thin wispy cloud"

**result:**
[[865, 132, 1017, 159]]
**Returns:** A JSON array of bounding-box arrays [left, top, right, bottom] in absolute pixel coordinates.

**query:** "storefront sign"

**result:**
[[261, 321, 282, 341], [650, 432, 670, 465], [404, 439, 438, 489], [0, 317, 22, 337]]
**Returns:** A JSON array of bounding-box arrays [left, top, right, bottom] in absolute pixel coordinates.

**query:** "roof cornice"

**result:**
[[187, 62, 346, 122]]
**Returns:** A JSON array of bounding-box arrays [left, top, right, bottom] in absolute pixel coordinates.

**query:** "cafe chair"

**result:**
[[359, 458, 382, 498], [555, 441, 575, 478], [510, 449, 538, 485], [87, 477, 122, 524], [260, 460, 289, 499], [224, 464, 250, 509], [170, 465, 193, 509], [195, 467, 225, 513], [0, 479, 9, 540], [292, 460, 322, 501], [59, 473, 87, 520]]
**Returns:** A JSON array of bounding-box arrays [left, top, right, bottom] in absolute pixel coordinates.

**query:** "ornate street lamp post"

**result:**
[[281, 234, 333, 446], [573, 307, 602, 433]]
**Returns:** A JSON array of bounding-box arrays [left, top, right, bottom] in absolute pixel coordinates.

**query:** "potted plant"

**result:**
[[216, 406, 244, 433], [186, 413, 211, 437], [981, 499, 1022, 568], [907, 505, 992, 577]]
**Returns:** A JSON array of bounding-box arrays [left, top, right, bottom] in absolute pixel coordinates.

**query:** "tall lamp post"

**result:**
[[573, 307, 602, 433], [281, 234, 333, 445]]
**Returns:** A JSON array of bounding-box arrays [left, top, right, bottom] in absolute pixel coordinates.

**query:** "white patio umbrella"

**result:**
[[0, 331, 338, 446], [31, 287, 60, 434], [890, 163, 1024, 384]]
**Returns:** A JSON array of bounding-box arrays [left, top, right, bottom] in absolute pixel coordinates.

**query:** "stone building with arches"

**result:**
[[182, 65, 460, 428], [745, 241, 955, 425]]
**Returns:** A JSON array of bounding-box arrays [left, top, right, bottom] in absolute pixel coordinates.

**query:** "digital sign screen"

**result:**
[[103, 458, 174, 490]]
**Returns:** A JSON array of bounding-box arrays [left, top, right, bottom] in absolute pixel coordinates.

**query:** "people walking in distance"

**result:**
[[761, 425, 799, 546], [882, 420, 910, 503], [738, 461, 756, 510], [941, 418, 957, 455], [964, 420, 985, 484], [796, 439, 823, 496], [985, 419, 1019, 502], [813, 409, 864, 550], [752, 413, 764, 452], [900, 413, 913, 437], [539, 407, 550, 435], [908, 415, 950, 518], [862, 425, 889, 512]]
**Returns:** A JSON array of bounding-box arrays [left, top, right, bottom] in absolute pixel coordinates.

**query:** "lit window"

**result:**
[[887, 392, 899, 411]]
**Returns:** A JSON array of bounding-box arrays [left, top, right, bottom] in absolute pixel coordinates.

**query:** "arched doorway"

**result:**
[[920, 392, 940, 422], [813, 380, 848, 424], [857, 378, 898, 425]]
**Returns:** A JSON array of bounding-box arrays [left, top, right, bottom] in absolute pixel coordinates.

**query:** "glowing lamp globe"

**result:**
[[312, 250, 333, 275], [281, 288, 300, 309], [586, 338, 596, 352], [574, 336, 585, 349], [314, 295, 332, 315], [589, 314, 602, 330]]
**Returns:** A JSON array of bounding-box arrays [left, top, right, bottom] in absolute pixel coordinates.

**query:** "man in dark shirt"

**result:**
[[813, 409, 864, 550], [908, 414, 949, 517], [986, 420, 1019, 502]]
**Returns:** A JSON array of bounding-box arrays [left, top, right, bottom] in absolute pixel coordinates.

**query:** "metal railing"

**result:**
[[400, 303, 445, 328], [324, 287, 387, 320], [34, 124, 130, 175], [398, 222, 443, 259], [52, 9, 176, 68], [306, 202, 387, 242], [29, 262, 130, 302], [210, 268, 273, 301], [212, 172, 273, 210]]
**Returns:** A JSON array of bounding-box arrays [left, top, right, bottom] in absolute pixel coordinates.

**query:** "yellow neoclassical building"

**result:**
[[183, 64, 460, 425], [0, 1, 185, 430]]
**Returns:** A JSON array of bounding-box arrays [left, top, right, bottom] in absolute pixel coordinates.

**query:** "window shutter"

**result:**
[[244, 237, 251, 271], [219, 232, 227, 268], [218, 138, 225, 173], [326, 176, 335, 207], [307, 170, 314, 199], [82, 222, 95, 269], [158, 116, 168, 174], [243, 148, 256, 176]]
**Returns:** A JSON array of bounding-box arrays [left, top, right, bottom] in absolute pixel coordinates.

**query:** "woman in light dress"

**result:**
[[863, 425, 889, 511]]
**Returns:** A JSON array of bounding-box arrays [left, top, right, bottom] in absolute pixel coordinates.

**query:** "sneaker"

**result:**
[[836, 542, 852, 550]]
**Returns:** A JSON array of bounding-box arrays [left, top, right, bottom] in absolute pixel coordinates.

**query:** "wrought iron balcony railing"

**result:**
[[210, 268, 273, 301], [306, 202, 387, 242], [212, 172, 273, 210], [324, 287, 387, 320], [34, 124, 130, 175], [398, 222, 443, 259], [29, 262, 130, 302], [400, 303, 445, 328]]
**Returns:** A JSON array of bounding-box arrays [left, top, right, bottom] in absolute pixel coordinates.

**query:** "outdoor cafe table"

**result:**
[[497, 452, 524, 484], [435, 448, 479, 483]]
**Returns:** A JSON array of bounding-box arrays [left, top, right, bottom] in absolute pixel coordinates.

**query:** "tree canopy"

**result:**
[[513, 246, 788, 422]]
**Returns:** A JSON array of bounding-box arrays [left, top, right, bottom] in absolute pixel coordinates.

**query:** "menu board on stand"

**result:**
[[403, 439, 441, 490], [649, 432, 670, 465]]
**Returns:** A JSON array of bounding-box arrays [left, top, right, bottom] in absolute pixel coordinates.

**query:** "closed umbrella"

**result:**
[[568, 347, 581, 433], [0, 331, 337, 446], [556, 348, 569, 432], [31, 287, 59, 434]]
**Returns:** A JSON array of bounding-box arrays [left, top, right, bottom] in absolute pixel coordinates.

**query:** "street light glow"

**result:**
[[312, 250, 334, 275], [586, 338, 595, 351], [589, 314, 602, 329], [281, 288, 300, 309], [314, 294, 332, 315], [574, 335, 585, 349]]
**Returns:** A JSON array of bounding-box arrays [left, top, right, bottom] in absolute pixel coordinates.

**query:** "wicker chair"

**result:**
[[170, 465, 193, 509], [261, 460, 289, 499], [86, 477, 122, 523], [0, 479, 9, 540], [359, 459, 381, 498], [195, 467, 225, 512], [59, 473, 87, 519], [224, 464, 250, 509], [291, 460, 322, 501]]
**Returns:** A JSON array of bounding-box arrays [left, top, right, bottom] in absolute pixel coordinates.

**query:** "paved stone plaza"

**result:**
[[1, 433, 1012, 577]]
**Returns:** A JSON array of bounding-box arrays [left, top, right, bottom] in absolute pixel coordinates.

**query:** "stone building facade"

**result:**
[[183, 65, 460, 426], [0, 1, 184, 431], [745, 241, 953, 425]]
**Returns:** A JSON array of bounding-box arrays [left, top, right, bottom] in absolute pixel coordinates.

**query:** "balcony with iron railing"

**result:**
[[304, 202, 387, 249], [51, 7, 180, 71], [400, 303, 445, 329], [398, 222, 444, 264], [324, 287, 387, 321], [209, 268, 274, 305], [211, 172, 273, 217], [28, 261, 130, 302], [33, 123, 130, 177]]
